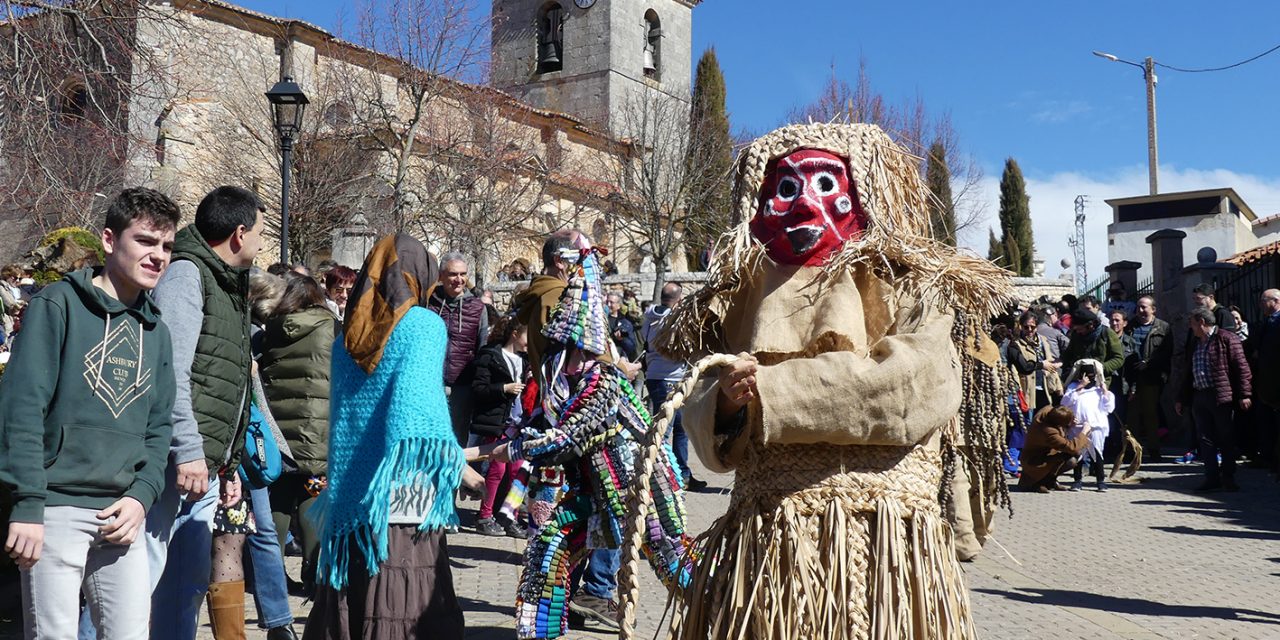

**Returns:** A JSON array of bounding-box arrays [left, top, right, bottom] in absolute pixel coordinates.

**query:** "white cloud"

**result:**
[[1030, 100, 1092, 124], [959, 165, 1280, 284]]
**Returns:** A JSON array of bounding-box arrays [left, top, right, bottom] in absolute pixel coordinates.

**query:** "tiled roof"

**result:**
[[1226, 239, 1280, 266], [1253, 213, 1280, 227]]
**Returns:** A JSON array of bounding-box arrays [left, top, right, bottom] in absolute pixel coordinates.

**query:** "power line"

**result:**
[[1155, 43, 1280, 73]]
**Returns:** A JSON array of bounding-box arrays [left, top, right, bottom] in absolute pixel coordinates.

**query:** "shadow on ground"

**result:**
[[450, 542, 524, 566], [974, 587, 1280, 625], [1129, 464, 1280, 538], [458, 596, 516, 617], [464, 624, 517, 638]]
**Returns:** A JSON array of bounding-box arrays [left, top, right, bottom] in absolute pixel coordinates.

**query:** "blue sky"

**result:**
[[240, 0, 1280, 275]]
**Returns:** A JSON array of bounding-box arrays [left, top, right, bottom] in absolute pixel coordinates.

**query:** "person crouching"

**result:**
[[1018, 406, 1095, 493]]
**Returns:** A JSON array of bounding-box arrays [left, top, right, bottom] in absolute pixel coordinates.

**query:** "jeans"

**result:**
[[575, 547, 620, 600], [646, 379, 691, 482], [148, 464, 220, 640], [23, 506, 150, 640], [77, 464, 219, 640], [477, 435, 518, 521], [245, 484, 293, 628]]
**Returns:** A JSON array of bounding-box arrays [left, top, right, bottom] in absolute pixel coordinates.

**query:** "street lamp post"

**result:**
[[1093, 51, 1159, 195], [265, 76, 309, 265]]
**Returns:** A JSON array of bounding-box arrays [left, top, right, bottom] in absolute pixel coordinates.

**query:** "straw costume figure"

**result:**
[[496, 245, 693, 640], [636, 123, 1014, 640]]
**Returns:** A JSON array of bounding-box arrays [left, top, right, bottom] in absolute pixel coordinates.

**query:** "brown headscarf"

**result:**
[[343, 233, 439, 373]]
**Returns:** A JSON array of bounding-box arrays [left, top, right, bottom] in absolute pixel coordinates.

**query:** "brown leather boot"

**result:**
[[206, 581, 246, 640]]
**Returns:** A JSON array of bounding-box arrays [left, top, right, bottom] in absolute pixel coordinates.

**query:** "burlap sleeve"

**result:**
[[682, 376, 742, 473], [751, 311, 961, 447]]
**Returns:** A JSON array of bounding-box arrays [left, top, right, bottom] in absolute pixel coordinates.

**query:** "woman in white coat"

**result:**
[[1062, 358, 1116, 492]]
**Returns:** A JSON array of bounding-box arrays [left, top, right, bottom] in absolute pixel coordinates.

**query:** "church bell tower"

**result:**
[[490, 0, 700, 139]]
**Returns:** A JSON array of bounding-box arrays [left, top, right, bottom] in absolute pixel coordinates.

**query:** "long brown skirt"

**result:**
[[302, 526, 465, 640]]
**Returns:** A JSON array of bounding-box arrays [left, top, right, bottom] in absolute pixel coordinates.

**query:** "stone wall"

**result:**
[[118, 1, 640, 275]]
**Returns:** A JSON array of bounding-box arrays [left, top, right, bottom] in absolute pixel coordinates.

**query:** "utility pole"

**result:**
[[1093, 51, 1159, 195], [1144, 57, 1158, 195], [1068, 195, 1088, 292]]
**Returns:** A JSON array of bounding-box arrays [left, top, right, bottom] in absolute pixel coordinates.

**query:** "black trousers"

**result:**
[[1192, 389, 1238, 481], [1073, 452, 1105, 484]]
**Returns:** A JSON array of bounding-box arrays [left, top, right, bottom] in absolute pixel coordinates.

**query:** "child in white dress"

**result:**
[[1062, 358, 1116, 492]]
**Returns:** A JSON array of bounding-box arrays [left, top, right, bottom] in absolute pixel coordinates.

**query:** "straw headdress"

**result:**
[[656, 122, 1013, 361]]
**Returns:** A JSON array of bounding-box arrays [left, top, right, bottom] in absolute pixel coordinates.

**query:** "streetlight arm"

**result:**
[[1093, 50, 1145, 72]]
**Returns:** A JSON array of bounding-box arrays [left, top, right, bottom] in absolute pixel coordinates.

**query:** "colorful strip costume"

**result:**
[[652, 124, 1015, 639], [510, 249, 692, 639]]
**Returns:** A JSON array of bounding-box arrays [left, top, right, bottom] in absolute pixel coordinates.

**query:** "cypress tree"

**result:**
[[997, 158, 1035, 276], [1003, 235, 1022, 275], [925, 140, 956, 246], [685, 47, 733, 267], [987, 227, 1004, 266]]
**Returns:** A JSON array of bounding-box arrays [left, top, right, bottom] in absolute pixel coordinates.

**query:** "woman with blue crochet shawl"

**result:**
[[487, 244, 693, 639], [303, 234, 473, 640]]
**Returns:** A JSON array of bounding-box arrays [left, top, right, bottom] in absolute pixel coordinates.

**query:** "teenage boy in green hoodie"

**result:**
[[0, 188, 180, 639]]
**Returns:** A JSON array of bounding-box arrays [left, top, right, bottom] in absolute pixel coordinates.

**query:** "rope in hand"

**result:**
[[617, 353, 741, 640]]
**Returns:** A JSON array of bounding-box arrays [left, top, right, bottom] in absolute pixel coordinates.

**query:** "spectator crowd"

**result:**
[[998, 283, 1275, 497], [0, 186, 707, 640], [1, 186, 1277, 640]]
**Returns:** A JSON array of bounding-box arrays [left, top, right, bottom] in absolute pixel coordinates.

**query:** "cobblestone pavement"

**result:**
[[4, 456, 1279, 639]]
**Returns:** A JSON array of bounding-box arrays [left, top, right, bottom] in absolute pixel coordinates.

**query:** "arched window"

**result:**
[[323, 102, 353, 128], [537, 3, 564, 74], [60, 84, 89, 121], [643, 10, 661, 79]]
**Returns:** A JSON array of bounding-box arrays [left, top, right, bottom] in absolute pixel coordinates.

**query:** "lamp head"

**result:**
[[265, 76, 309, 139]]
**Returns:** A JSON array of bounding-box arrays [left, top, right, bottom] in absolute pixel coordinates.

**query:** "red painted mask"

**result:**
[[749, 149, 867, 266]]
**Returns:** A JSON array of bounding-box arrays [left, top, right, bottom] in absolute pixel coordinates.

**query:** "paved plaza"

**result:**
[[4, 455, 1279, 639]]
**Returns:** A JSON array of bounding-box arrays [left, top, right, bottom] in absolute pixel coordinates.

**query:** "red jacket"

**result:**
[[1181, 328, 1252, 406]]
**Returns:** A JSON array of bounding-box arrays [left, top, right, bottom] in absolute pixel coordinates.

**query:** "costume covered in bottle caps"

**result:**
[[509, 247, 692, 639]]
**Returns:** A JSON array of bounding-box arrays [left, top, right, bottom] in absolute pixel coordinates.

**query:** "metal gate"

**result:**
[[1215, 255, 1279, 326]]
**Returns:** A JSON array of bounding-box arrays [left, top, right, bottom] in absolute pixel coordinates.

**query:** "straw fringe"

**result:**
[[661, 471, 976, 640]]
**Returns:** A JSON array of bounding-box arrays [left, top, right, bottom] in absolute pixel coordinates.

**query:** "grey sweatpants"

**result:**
[[20, 505, 149, 640]]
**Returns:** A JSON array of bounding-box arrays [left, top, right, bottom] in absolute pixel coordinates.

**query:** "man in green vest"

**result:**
[[147, 186, 263, 639]]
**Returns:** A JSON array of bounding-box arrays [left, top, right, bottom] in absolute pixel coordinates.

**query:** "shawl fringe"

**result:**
[[312, 437, 463, 590]]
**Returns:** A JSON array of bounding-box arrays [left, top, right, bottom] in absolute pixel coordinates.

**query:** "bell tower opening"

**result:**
[[536, 2, 564, 74]]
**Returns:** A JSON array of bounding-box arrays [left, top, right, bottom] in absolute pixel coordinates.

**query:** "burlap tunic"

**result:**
[[672, 259, 978, 640]]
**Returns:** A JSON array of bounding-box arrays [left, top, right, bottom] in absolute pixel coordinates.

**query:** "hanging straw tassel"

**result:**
[[871, 498, 909, 640], [618, 353, 741, 640]]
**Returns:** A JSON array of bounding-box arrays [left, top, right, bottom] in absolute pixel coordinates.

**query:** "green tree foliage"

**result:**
[[684, 47, 734, 269], [925, 140, 956, 246], [997, 158, 1034, 276], [987, 227, 1004, 266]]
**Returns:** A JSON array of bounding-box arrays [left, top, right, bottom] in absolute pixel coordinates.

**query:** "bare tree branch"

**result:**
[[786, 57, 987, 244], [0, 0, 188, 243]]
